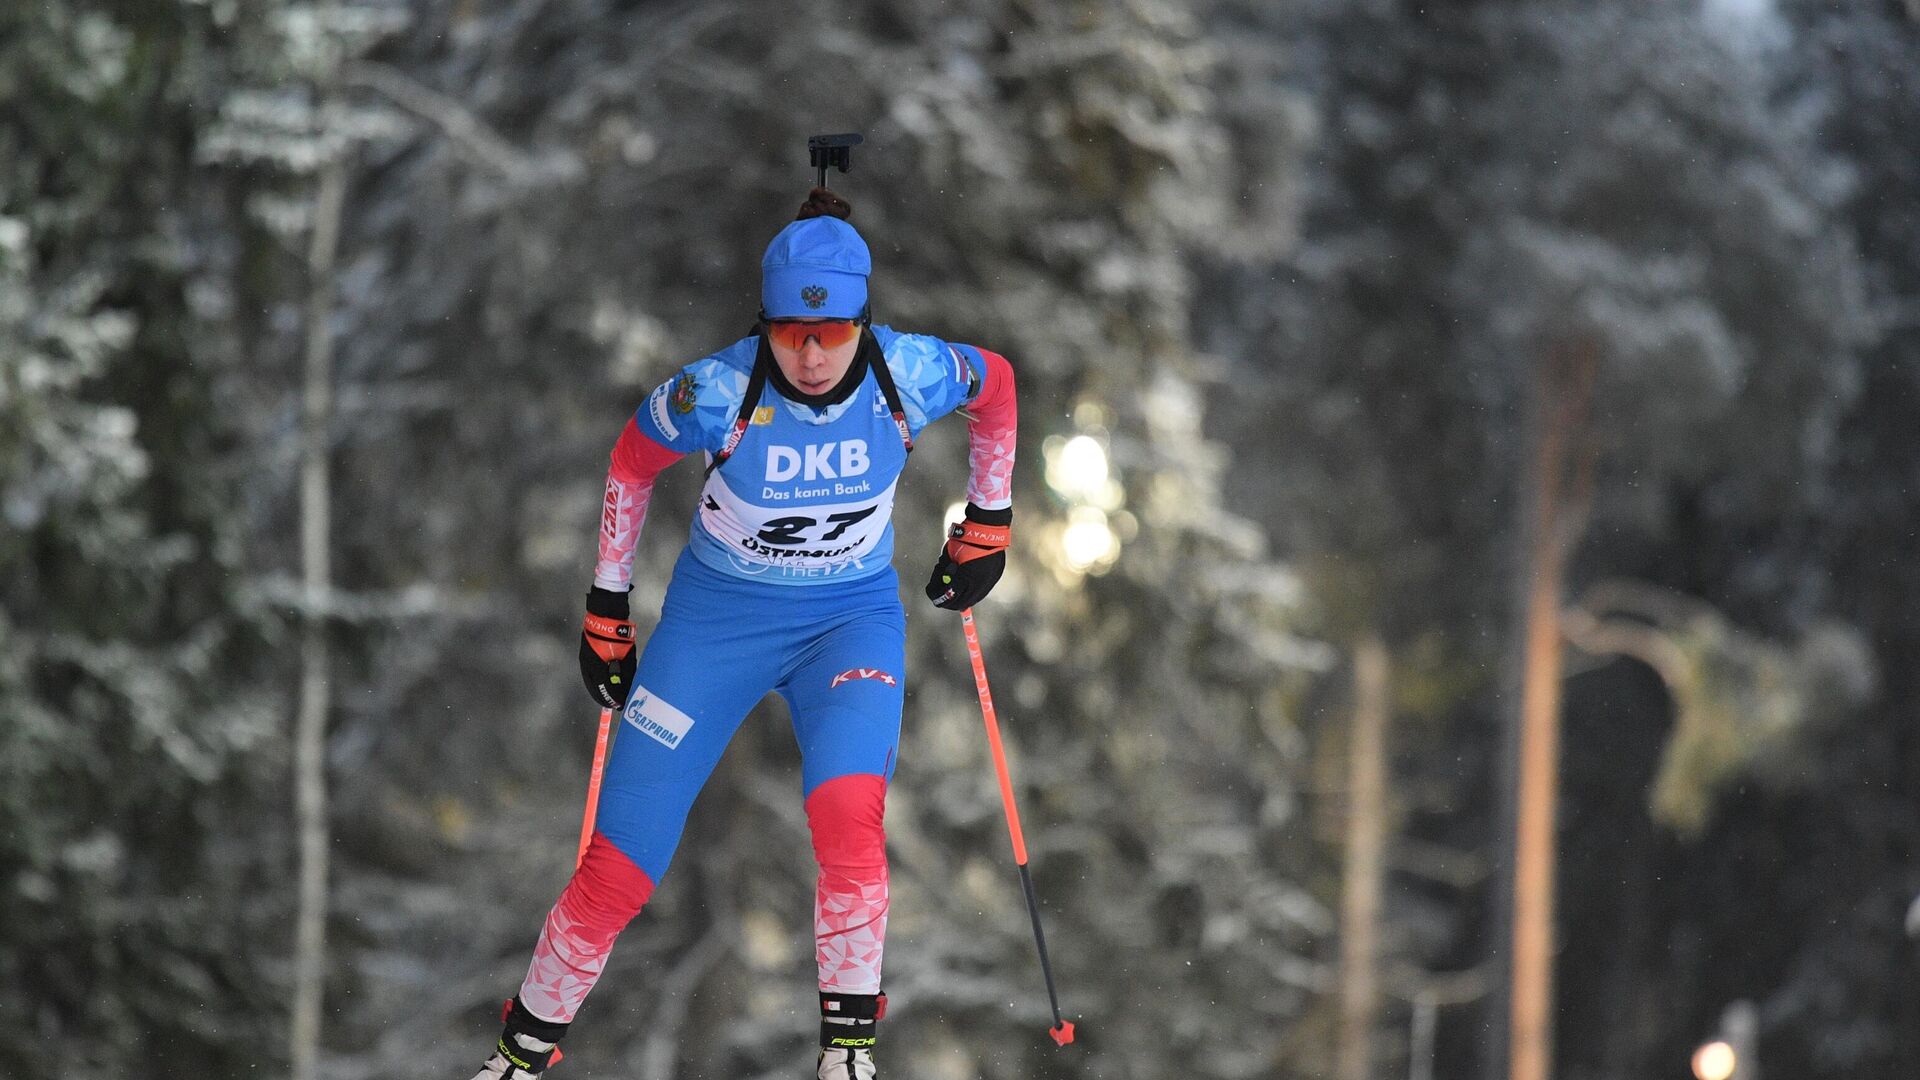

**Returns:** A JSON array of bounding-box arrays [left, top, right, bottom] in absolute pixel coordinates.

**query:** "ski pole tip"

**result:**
[[1049, 1021, 1076, 1046]]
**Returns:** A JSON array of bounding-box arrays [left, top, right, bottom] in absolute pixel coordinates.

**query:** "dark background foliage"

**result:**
[[2, 1, 1914, 1078]]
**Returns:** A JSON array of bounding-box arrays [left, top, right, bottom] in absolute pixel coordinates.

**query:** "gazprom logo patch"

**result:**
[[623, 685, 694, 749], [648, 384, 680, 440]]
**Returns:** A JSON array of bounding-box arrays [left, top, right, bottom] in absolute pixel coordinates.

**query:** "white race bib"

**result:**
[[696, 473, 898, 575]]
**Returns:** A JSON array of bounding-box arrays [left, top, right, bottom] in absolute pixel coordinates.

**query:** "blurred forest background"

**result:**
[[3, 1, 1917, 1078]]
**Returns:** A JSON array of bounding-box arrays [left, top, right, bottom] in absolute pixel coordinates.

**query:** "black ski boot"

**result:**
[[816, 991, 884, 1080], [469, 997, 569, 1080]]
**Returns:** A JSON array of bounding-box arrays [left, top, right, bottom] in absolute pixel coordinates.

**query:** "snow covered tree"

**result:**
[[9, 3, 1908, 1079], [0, 4, 288, 1076], [264, 3, 1326, 1078], [1204, 0, 1873, 1076], [1453, 7, 1868, 1075]]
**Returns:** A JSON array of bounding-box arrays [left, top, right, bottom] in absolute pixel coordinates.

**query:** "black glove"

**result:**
[[925, 503, 1012, 610], [579, 586, 637, 709]]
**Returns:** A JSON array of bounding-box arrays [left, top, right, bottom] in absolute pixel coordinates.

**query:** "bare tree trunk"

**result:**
[[1507, 341, 1597, 1080], [1508, 448, 1566, 1080], [292, 154, 347, 1080], [1340, 635, 1392, 1080], [1409, 991, 1439, 1080]]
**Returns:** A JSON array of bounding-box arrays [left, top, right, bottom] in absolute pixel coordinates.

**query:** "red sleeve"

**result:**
[[595, 417, 685, 590], [964, 349, 1017, 511]]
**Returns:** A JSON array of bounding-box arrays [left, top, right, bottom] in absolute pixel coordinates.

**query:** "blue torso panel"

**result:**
[[633, 326, 986, 586]]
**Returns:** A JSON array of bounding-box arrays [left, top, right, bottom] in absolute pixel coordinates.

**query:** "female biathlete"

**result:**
[[467, 188, 1018, 1080]]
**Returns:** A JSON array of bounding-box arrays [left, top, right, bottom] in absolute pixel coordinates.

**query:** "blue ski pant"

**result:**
[[598, 549, 906, 881], [518, 549, 906, 1020]]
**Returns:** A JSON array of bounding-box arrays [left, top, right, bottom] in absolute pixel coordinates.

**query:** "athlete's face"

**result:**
[[767, 320, 861, 396]]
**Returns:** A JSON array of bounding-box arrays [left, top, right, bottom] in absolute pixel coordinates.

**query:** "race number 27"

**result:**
[[754, 506, 878, 546]]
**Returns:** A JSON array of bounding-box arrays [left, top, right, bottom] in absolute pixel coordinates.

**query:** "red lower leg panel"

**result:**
[[519, 831, 655, 1022], [806, 774, 890, 994]]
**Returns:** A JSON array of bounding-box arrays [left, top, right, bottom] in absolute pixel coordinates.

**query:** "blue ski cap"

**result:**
[[760, 216, 870, 320]]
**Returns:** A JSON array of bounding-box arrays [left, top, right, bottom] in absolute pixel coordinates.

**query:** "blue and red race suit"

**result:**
[[516, 327, 1017, 1023]]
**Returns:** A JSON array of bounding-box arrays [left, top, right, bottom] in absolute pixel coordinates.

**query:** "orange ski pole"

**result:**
[[961, 608, 1075, 1047], [576, 707, 613, 867]]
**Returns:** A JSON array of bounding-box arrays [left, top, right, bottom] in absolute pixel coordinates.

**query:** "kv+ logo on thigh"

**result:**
[[830, 668, 897, 689]]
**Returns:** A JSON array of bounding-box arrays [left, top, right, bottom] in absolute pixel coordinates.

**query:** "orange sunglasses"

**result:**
[[764, 318, 862, 351]]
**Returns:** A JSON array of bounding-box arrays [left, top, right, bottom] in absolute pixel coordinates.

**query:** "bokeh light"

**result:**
[[1044, 427, 1126, 576], [1060, 506, 1118, 573], [1691, 1041, 1737, 1080], [1046, 434, 1109, 501]]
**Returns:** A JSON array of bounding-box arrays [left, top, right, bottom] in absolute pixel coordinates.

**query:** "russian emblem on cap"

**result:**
[[801, 285, 828, 309]]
